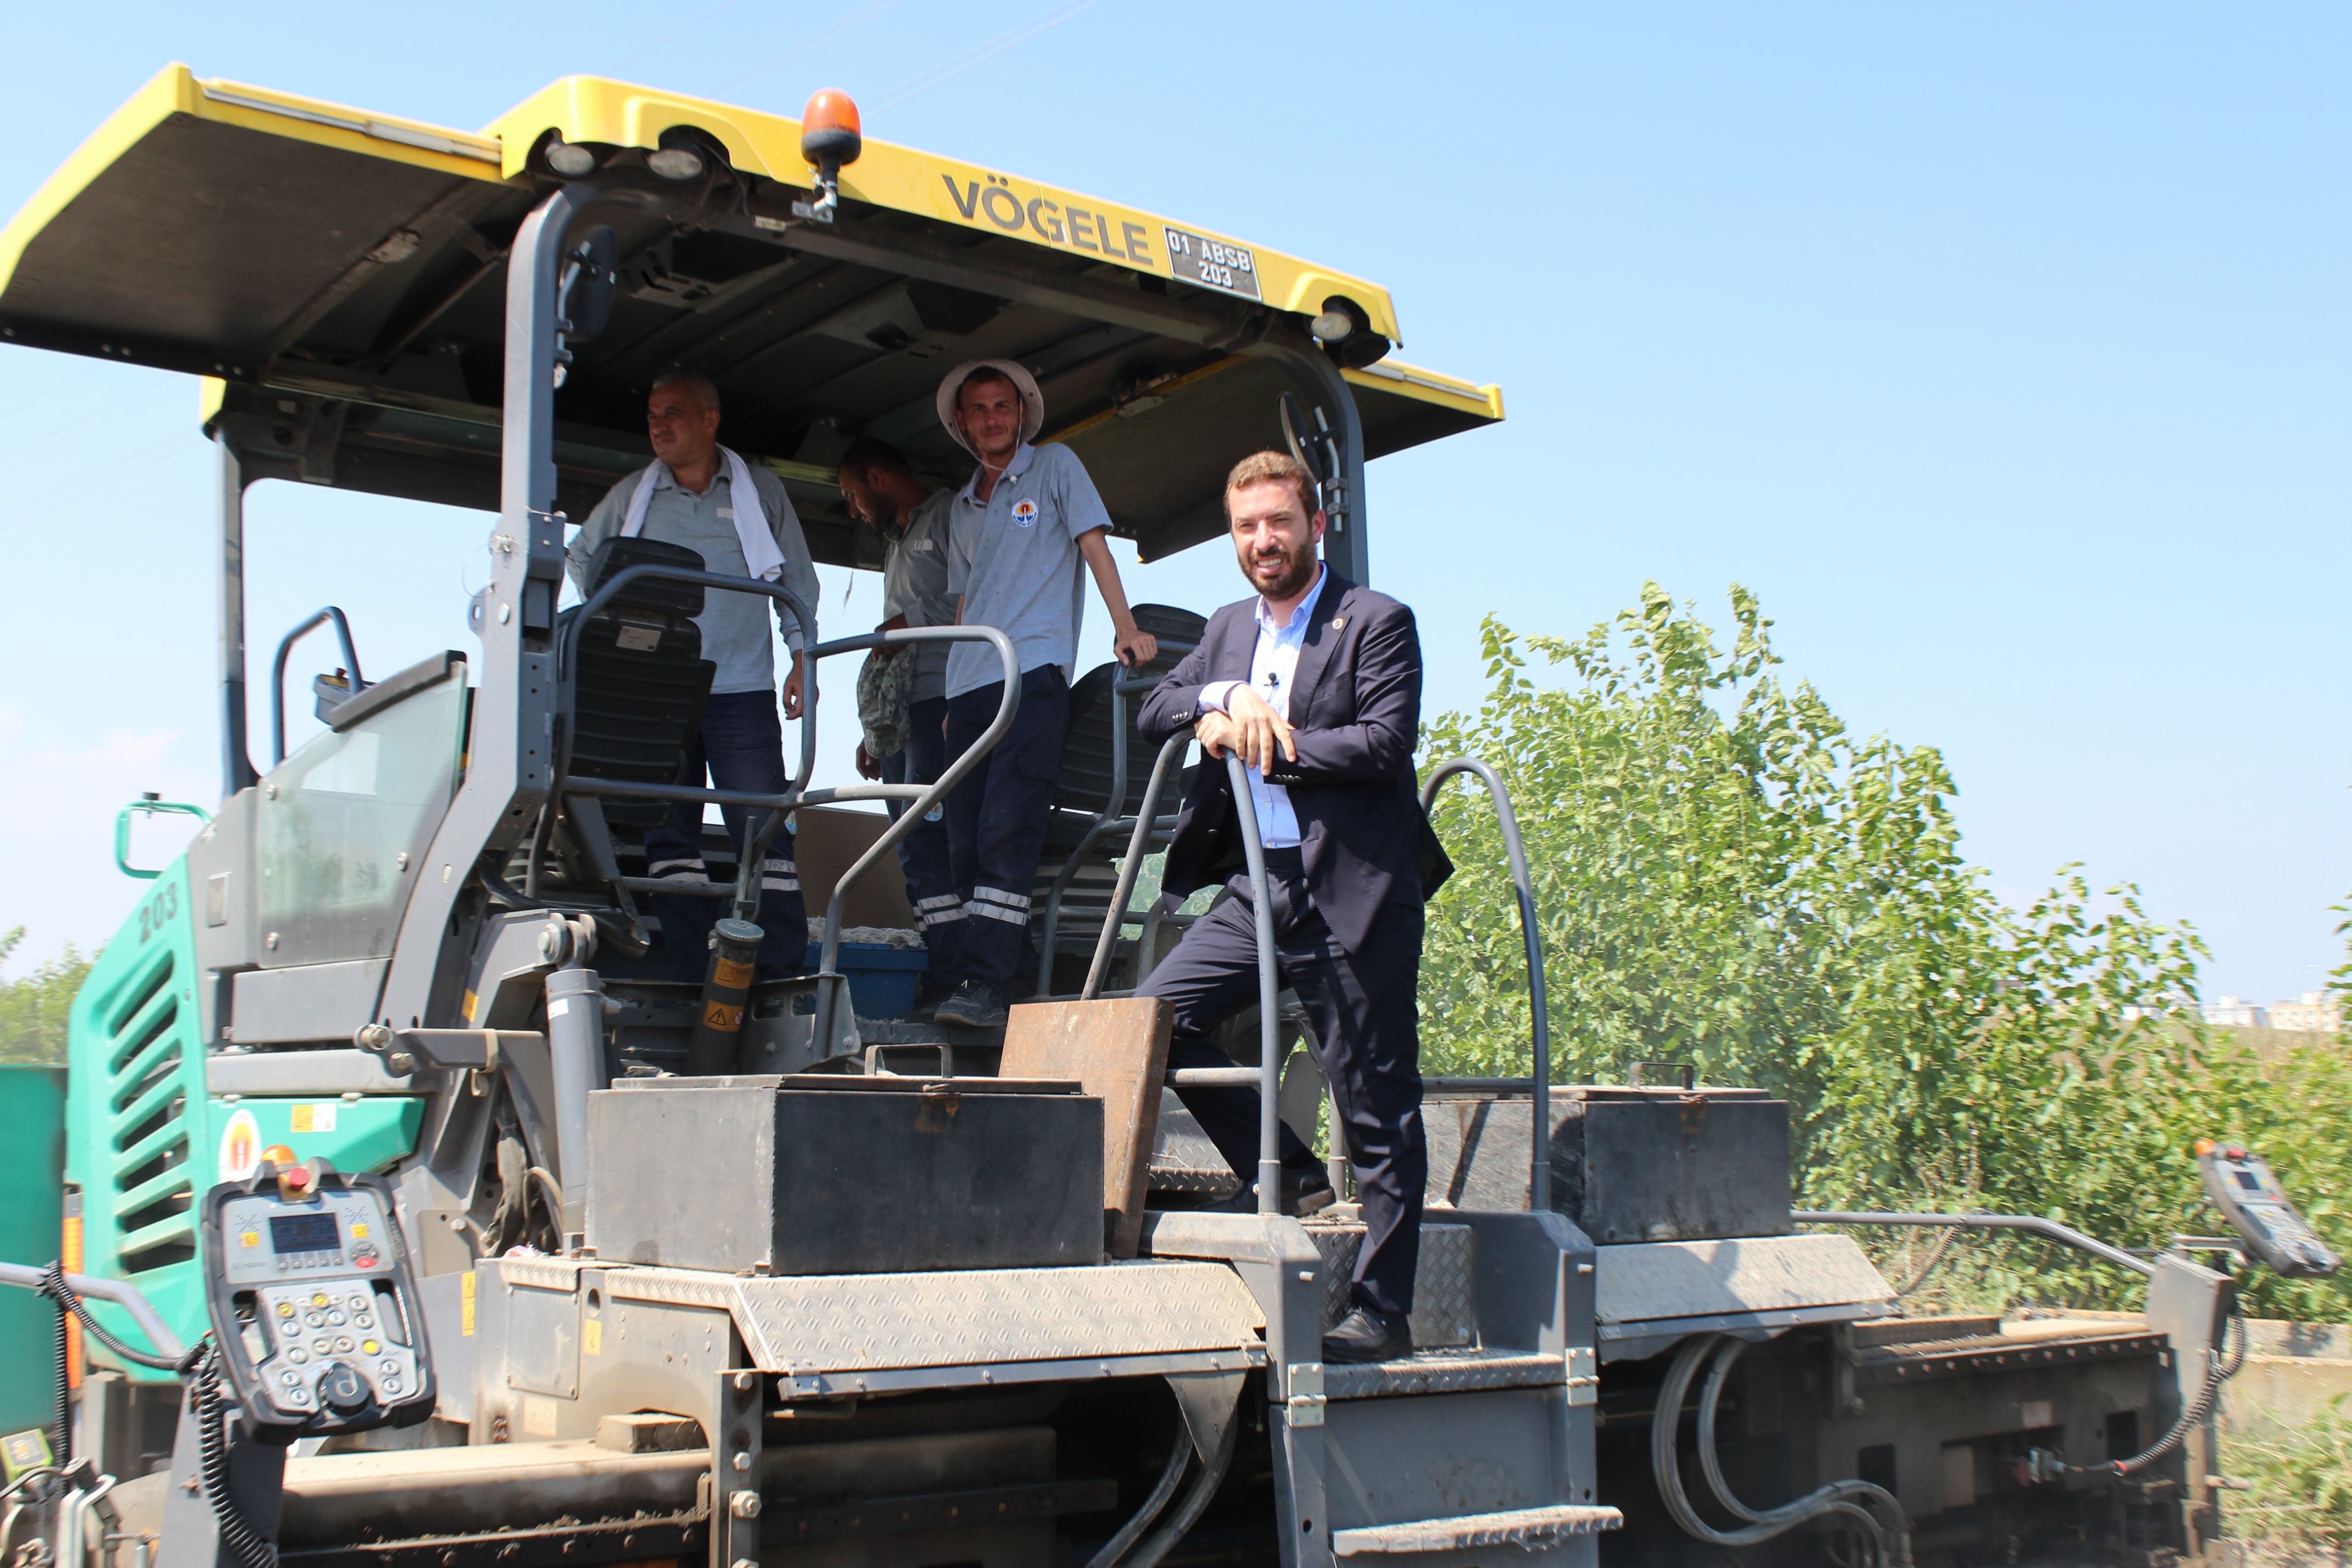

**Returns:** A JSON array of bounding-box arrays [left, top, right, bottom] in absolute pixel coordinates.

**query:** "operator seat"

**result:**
[[533, 537, 717, 907], [1031, 603, 1205, 992]]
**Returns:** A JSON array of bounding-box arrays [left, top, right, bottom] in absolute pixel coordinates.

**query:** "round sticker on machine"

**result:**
[[1011, 499, 1038, 528], [218, 1108, 262, 1183]]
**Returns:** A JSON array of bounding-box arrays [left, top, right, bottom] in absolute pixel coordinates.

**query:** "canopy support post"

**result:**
[[217, 436, 258, 798], [1255, 334, 1371, 586]]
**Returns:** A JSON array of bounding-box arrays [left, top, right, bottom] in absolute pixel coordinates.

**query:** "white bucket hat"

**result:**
[[936, 358, 1045, 457]]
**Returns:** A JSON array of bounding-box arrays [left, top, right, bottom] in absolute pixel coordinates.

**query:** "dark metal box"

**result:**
[[586, 1074, 1105, 1274], [1425, 1086, 1792, 1243]]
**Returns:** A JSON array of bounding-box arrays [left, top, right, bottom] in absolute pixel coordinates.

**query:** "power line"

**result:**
[[718, 0, 908, 96], [874, 0, 1108, 110], [615, 0, 752, 72]]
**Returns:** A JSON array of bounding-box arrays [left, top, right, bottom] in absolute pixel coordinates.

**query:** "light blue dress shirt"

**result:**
[[1196, 563, 1326, 851]]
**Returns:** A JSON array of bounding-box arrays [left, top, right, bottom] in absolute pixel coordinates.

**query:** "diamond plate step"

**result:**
[[1322, 1347, 1571, 1401], [1147, 1097, 1241, 1196], [1302, 1220, 1474, 1348], [1333, 1504, 1624, 1555]]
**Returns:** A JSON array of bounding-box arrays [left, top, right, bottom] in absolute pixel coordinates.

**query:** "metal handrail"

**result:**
[[803, 625, 1021, 1053], [269, 605, 363, 764], [1420, 757, 1553, 1212], [1079, 734, 1281, 1214], [537, 563, 820, 908], [0, 1262, 185, 1361], [1032, 637, 1199, 995], [1792, 1210, 2156, 1279], [1083, 730, 1195, 1000], [544, 567, 1020, 1053]]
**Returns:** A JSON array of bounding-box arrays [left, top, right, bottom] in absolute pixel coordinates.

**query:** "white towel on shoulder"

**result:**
[[618, 446, 785, 582]]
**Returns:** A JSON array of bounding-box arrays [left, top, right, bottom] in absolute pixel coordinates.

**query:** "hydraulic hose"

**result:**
[[1650, 1334, 1912, 1568], [2068, 1305, 2246, 1479], [35, 1264, 277, 1568], [1121, 1415, 1238, 1568], [1085, 1427, 1192, 1568], [193, 1348, 278, 1568]]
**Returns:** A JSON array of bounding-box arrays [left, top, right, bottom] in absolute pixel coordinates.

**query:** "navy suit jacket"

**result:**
[[1137, 569, 1446, 956]]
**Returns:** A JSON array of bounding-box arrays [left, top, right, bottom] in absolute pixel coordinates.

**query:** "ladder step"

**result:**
[[1333, 1505, 1624, 1557]]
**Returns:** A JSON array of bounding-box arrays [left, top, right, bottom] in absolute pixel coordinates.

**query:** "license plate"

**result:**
[[1163, 226, 1261, 300]]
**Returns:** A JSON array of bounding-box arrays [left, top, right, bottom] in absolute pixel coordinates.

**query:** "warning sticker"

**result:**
[[291, 1102, 338, 1134], [218, 1108, 261, 1183]]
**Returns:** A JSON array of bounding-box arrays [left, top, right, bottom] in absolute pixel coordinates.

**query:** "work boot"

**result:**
[[1322, 1302, 1413, 1364], [933, 981, 1008, 1029], [1210, 1164, 1335, 1218]]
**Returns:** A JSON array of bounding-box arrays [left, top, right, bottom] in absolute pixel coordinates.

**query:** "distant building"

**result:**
[[2199, 995, 2269, 1029], [2267, 992, 2344, 1034]]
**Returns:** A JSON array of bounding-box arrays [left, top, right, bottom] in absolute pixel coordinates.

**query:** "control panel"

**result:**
[[199, 1163, 436, 1441], [2197, 1138, 2342, 1279]]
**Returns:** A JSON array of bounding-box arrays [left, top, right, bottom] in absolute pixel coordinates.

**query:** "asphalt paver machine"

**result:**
[[0, 64, 2332, 1568]]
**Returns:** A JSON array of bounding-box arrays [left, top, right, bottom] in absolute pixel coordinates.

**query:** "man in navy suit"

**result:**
[[1136, 451, 1446, 1364]]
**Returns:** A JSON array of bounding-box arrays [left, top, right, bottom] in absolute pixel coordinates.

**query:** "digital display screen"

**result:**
[[269, 1212, 341, 1254]]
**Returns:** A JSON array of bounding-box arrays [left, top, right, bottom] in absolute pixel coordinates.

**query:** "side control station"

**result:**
[[199, 1159, 437, 1439], [2197, 1138, 2343, 1279]]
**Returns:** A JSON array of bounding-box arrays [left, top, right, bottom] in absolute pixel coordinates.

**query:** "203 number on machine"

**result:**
[[1163, 227, 1261, 300]]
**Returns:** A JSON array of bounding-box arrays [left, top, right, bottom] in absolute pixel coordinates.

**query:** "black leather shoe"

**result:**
[[1322, 1304, 1413, 1364], [932, 981, 1007, 1029], [1208, 1165, 1335, 1218]]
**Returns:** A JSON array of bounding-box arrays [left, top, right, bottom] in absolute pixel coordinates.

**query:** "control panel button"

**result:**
[[354, 1314, 375, 1330], [274, 1302, 294, 1319], [286, 1349, 308, 1365], [360, 1339, 380, 1356], [327, 1311, 346, 1326], [317, 1362, 371, 1416]]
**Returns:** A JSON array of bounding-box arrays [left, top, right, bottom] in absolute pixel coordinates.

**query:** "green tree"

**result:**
[[0, 928, 94, 1066], [1418, 585, 2349, 1316]]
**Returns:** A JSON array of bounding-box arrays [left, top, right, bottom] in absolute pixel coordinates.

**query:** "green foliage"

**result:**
[[1418, 585, 2352, 1316], [0, 928, 92, 1067], [2225, 1398, 2352, 1552]]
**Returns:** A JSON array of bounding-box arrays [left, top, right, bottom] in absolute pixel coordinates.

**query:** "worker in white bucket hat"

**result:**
[[928, 357, 1158, 1027]]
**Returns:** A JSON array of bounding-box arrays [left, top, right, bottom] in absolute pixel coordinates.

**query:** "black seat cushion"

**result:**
[[566, 539, 715, 829], [1054, 603, 1206, 816]]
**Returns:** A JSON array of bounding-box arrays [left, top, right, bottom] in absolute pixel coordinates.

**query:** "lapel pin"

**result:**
[[1331, 615, 1347, 630]]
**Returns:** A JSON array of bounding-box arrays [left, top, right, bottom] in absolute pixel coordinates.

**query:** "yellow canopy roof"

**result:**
[[0, 65, 1502, 566]]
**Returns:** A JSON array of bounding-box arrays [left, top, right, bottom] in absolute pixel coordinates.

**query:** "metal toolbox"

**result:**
[[586, 1074, 1105, 1274], [1426, 1086, 1792, 1243]]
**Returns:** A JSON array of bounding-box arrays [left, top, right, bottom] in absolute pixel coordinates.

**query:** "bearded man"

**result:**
[[1134, 450, 1447, 1365]]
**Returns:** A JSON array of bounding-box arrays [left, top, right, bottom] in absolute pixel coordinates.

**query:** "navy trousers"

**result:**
[[1140, 850, 1428, 1317], [942, 665, 1069, 991], [644, 690, 805, 981], [882, 694, 964, 980]]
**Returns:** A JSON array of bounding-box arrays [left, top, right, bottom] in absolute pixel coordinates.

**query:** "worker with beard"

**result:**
[[928, 359, 1158, 1028], [837, 437, 963, 996], [1132, 450, 1449, 1365]]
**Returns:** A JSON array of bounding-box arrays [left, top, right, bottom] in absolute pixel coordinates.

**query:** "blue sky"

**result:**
[[0, 4, 2344, 1002]]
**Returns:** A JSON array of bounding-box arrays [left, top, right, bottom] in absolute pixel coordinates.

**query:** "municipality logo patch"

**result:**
[[1011, 498, 1039, 528]]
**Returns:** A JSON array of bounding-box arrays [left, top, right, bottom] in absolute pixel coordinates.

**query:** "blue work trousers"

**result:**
[[644, 690, 805, 981], [942, 665, 1069, 991], [882, 694, 963, 979]]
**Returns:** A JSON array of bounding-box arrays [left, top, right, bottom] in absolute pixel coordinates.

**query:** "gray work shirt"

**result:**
[[882, 488, 958, 703], [569, 461, 820, 695], [944, 443, 1112, 698]]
